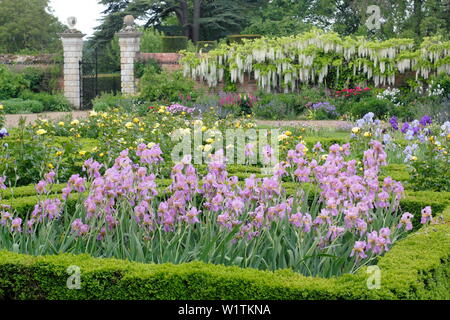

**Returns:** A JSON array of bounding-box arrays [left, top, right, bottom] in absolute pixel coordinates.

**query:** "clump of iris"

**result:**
[[311, 102, 338, 116]]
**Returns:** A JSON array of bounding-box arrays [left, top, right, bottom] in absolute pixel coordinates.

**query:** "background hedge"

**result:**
[[161, 36, 188, 53]]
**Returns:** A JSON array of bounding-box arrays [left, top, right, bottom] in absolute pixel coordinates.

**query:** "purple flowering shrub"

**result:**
[[0, 141, 433, 277], [166, 104, 195, 114], [308, 102, 339, 120]]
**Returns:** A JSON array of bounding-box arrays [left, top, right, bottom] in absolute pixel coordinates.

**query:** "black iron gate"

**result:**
[[79, 48, 121, 109], [79, 51, 98, 110]]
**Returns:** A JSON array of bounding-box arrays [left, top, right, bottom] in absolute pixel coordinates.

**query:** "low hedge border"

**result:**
[[0, 206, 448, 300]]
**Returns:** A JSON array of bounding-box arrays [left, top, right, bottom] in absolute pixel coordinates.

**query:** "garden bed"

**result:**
[[0, 205, 448, 300]]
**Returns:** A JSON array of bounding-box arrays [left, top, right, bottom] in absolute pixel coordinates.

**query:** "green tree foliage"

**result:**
[[0, 0, 65, 53], [93, 0, 265, 44], [244, 0, 450, 41]]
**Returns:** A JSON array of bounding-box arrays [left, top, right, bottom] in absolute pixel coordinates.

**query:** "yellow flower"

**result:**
[[58, 121, 65, 127], [79, 151, 87, 157], [181, 112, 186, 115], [321, 155, 328, 161], [201, 126, 207, 132], [75, 134, 81, 138], [154, 123, 160, 129], [411, 156, 418, 161], [147, 142, 155, 148], [47, 163, 54, 169], [55, 151, 63, 157], [303, 147, 309, 153], [140, 128, 144, 132], [36, 129, 47, 135], [99, 153, 105, 157], [203, 144, 212, 152], [91, 147, 98, 152], [133, 118, 140, 123], [0, 104, 3, 110], [364, 132, 372, 137], [206, 138, 214, 144], [71, 119, 80, 126], [447, 133, 450, 139], [352, 127, 360, 134], [125, 122, 134, 129], [284, 131, 292, 136], [89, 111, 98, 117]]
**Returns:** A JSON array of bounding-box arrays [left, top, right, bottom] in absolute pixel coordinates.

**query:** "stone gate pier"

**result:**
[[60, 17, 85, 109]]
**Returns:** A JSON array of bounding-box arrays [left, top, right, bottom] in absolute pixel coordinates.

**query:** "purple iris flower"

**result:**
[[419, 115, 432, 127], [389, 117, 398, 131], [401, 122, 410, 134], [0, 128, 9, 139]]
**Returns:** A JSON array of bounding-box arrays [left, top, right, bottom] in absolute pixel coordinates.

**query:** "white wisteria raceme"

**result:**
[[180, 29, 450, 92]]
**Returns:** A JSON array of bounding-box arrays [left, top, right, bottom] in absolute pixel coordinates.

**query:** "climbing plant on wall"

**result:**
[[180, 29, 450, 92]]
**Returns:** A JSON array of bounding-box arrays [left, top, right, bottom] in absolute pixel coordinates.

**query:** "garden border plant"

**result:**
[[0, 205, 448, 300]]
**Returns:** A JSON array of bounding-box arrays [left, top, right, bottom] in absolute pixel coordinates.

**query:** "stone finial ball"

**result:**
[[124, 15, 135, 27], [67, 16, 77, 29]]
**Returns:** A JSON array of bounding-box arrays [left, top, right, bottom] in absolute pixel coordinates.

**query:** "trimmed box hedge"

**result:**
[[0, 206, 448, 300], [161, 36, 188, 53], [227, 34, 262, 44]]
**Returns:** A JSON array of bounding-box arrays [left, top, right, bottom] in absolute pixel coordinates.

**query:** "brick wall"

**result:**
[[138, 52, 260, 94]]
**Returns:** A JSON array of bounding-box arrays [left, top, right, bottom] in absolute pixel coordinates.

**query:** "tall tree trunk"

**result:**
[[193, 0, 202, 43], [413, 0, 423, 38], [178, 0, 190, 38]]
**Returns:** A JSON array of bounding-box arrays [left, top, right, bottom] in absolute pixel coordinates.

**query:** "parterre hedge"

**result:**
[[0, 206, 448, 300]]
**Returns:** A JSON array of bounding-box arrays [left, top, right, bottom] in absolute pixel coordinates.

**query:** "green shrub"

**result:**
[[135, 58, 162, 79], [350, 97, 394, 119], [0, 66, 29, 100], [139, 65, 198, 104], [19, 91, 71, 112], [253, 94, 306, 120], [0, 98, 44, 114], [140, 28, 163, 53], [161, 36, 188, 52], [20, 67, 46, 92], [92, 93, 147, 115], [196, 41, 217, 52]]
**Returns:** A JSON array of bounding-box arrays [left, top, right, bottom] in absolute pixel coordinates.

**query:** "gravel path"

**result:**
[[4, 111, 351, 130], [4, 111, 89, 129], [256, 120, 352, 129]]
